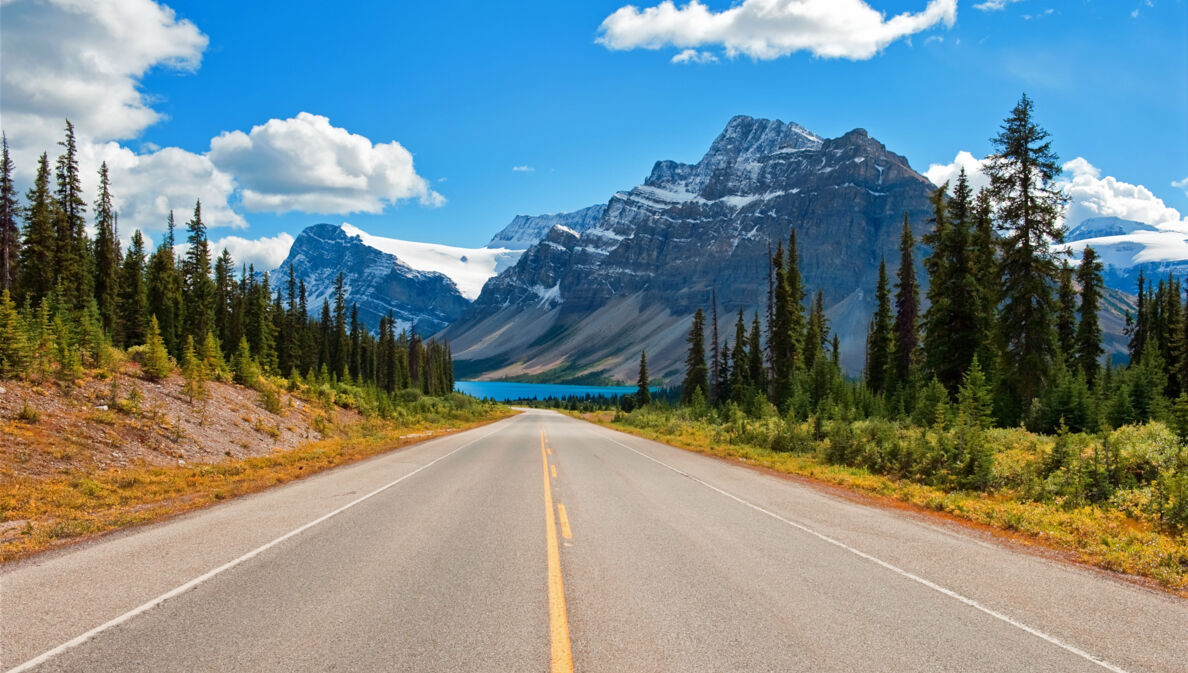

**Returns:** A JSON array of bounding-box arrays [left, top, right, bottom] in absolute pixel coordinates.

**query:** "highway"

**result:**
[[3, 409, 1185, 672]]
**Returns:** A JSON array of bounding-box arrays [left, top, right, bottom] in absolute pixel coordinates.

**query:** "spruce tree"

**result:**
[[681, 308, 708, 405], [804, 290, 827, 370], [785, 230, 807, 365], [730, 309, 749, 402], [770, 244, 793, 406], [92, 162, 121, 335], [0, 135, 18, 292], [181, 334, 206, 403], [957, 356, 994, 429], [893, 214, 920, 386], [0, 290, 27, 377], [1074, 246, 1104, 383], [146, 213, 183, 355], [1056, 262, 1077, 359], [922, 172, 985, 394], [747, 312, 765, 392], [55, 119, 91, 309], [636, 350, 651, 406], [141, 315, 173, 380], [182, 201, 215, 344], [118, 230, 148, 346], [985, 94, 1067, 419], [18, 153, 56, 302], [710, 290, 721, 405], [866, 258, 894, 394]]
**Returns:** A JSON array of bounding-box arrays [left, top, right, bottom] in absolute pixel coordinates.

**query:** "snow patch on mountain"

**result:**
[[340, 223, 521, 300]]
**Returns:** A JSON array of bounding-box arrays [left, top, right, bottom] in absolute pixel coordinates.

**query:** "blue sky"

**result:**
[[1, 0, 1186, 264]]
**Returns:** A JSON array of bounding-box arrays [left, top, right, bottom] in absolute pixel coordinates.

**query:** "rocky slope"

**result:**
[[273, 224, 470, 334], [486, 205, 607, 250], [443, 115, 940, 382]]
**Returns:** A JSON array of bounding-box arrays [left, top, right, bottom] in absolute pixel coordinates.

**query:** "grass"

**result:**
[[580, 408, 1188, 595], [1, 403, 515, 563]]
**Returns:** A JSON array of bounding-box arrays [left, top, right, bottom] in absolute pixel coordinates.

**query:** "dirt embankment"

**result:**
[[0, 373, 357, 482]]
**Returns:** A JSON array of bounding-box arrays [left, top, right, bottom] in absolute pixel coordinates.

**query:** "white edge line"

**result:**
[[5, 420, 513, 673], [590, 425, 1130, 673]]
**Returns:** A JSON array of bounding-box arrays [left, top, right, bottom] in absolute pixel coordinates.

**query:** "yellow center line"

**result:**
[[541, 428, 574, 673], [557, 503, 573, 540], [551, 464, 557, 479]]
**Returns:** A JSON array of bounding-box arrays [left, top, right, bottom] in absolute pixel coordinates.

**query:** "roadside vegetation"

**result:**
[[594, 95, 1188, 593]]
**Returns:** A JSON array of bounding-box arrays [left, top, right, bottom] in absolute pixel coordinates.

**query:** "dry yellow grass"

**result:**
[[1, 409, 515, 563], [578, 411, 1188, 595]]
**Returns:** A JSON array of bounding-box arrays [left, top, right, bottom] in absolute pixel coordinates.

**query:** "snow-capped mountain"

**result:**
[[486, 205, 607, 250], [442, 115, 938, 382], [1060, 216, 1188, 293], [273, 224, 472, 334]]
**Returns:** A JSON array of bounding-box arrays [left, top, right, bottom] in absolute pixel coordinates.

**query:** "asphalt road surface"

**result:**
[[3, 409, 1186, 672]]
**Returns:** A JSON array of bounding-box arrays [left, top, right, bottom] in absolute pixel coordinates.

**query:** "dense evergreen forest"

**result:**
[[666, 94, 1181, 437], [0, 122, 455, 402]]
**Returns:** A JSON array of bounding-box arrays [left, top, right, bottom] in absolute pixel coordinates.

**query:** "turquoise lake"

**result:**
[[455, 380, 644, 401]]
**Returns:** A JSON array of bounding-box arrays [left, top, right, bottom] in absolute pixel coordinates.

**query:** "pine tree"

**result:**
[[0, 135, 18, 292], [181, 201, 215, 344], [1056, 262, 1077, 359], [710, 290, 721, 405], [118, 230, 148, 346], [1074, 246, 1104, 383], [201, 331, 229, 382], [231, 336, 259, 387], [785, 230, 807, 365], [866, 258, 894, 394], [747, 312, 764, 392], [893, 214, 920, 386], [636, 350, 651, 407], [92, 162, 121, 335], [769, 244, 793, 406], [0, 290, 27, 377], [18, 153, 56, 302], [146, 213, 182, 355], [213, 249, 235, 350], [1129, 270, 1148, 362], [804, 290, 827, 370], [55, 120, 91, 309], [681, 308, 709, 405], [141, 315, 173, 381], [181, 334, 206, 403], [730, 309, 749, 403], [957, 356, 994, 429], [985, 94, 1067, 419], [922, 172, 985, 394]]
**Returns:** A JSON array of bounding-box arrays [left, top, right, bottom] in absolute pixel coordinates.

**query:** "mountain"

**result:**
[[442, 115, 939, 383], [1059, 216, 1188, 294], [273, 224, 471, 334], [486, 205, 607, 250]]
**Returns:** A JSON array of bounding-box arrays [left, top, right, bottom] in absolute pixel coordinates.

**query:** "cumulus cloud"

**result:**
[[596, 0, 957, 61], [926, 151, 1187, 231], [512, 165, 535, 172], [1, 0, 207, 152], [206, 233, 295, 271], [1173, 177, 1188, 197], [671, 48, 719, 63], [208, 112, 444, 215]]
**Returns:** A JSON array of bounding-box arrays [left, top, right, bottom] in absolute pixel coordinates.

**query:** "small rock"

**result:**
[[177, 459, 186, 467], [95, 405, 108, 411]]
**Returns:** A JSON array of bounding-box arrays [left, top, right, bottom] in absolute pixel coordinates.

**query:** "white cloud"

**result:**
[[0, 0, 207, 152], [207, 233, 295, 271], [208, 112, 444, 215], [973, 0, 1024, 10], [1172, 177, 1188, 197], [671, 48, 719, 63], [926, 151, 1187, 231], [596, 0, 957, 61], [512, 165, 536, 172]]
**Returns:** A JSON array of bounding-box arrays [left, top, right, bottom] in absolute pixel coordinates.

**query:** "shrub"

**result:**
[[17, 403, 40, 423]]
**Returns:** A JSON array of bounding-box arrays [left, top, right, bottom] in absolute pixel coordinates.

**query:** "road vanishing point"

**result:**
[[3, 410, 1186, 672]]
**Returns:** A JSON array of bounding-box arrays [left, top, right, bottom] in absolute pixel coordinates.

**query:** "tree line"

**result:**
[[663, 94, 1182, 435], [0, 121, 455, 398]]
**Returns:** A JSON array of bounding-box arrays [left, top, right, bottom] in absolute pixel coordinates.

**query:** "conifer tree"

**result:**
[[730, 309, 749, 402], [92, 162, 121, 335], [866, 258, 894, 394], [957, 356, 994, 429], [201, 331, 228, 382], [710, 290, 721, 405], [0, 135, 18, 292], [18, 153, 56, 302], [146, 213, 182, 354], [636, 350, 651, 407], [747, 312, 764, 392], [0, 290, 27, 377], [118, 230, 147, 346], [785, 230, 807, 365], [922, 172, 985, 393], [182, 201, 215, 344], [1056, 262, 1077, 359], [985, 94, 1067, 418], [231, 336, 259, 387], [181, 334, 206, 403], [141, 315, 172, 380], [893, 214, 920, 386], [804, 290, 827, 370], [1074, 246, 1104, 383], [55, 120, 91, 309], [681, 308, 708, 405], [769, 244, 793, 406], [213, 249, 235, 350]]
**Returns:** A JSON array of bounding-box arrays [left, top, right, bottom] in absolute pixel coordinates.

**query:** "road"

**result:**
[[3, 409, 1186, 672]]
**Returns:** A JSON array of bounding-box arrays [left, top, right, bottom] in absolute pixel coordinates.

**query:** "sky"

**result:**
[[1, 0, 1186, 270]]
